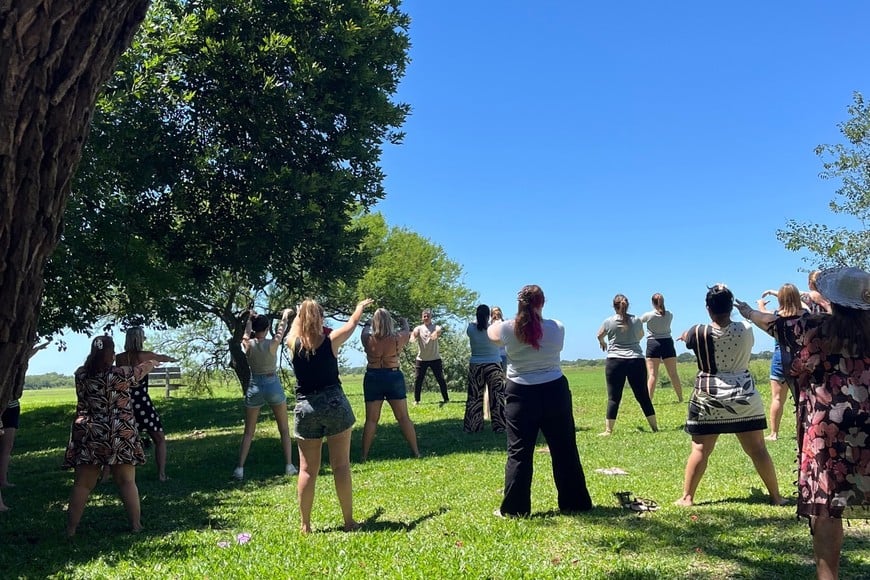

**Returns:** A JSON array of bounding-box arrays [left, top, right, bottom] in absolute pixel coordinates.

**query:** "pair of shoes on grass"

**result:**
[[615, 491, 659, 512]]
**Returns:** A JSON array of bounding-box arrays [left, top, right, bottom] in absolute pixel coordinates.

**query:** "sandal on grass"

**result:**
[[629, 497, 659, 512], [614, 491, 659, 512]]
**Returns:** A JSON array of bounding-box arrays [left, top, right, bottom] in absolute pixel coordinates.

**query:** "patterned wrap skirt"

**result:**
[[685, 370, 767, 435]]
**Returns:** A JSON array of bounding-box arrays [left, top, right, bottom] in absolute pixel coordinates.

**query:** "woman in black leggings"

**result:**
[[596, 294, 658, 436]]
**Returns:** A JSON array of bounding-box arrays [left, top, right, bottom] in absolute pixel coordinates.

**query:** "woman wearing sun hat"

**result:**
[[737, 267, 870, 580]]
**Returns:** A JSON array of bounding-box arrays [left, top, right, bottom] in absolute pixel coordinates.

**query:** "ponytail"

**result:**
[[514, 285, 545, 349]]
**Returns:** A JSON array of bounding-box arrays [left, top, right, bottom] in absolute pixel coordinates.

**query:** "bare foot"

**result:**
[[131, 525, 144, 533], [300, 523, 312, 535], [343, 520, 361, 532], [598, 431, 612, 437], [765, 434, 778, 441], [771, 497, 789, 506], [0, 504, 9, 512], [158, 474, 170, 482], [674, 496, 694, 507], [0, 482, 15, 488]]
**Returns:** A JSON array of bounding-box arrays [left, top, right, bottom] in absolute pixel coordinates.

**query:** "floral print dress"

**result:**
[[773, 316, 869, 519], [63, 366, 146, 467]]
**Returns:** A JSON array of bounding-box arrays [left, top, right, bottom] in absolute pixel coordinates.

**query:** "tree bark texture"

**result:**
[[0, 0, 150, 420]]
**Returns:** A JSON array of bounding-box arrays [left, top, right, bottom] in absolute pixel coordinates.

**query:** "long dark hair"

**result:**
[[514, 285, 544, 349], [83, 335, 114, 376], [651, 293, 666, 315], [613, 294, 630, 327], [475, 304, 490, 331]]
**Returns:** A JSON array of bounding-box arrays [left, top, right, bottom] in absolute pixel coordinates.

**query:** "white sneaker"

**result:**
[[232, 467, 244, 480], [285, 464, 299, 476]]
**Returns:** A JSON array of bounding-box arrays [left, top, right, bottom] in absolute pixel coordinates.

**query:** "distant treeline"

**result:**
[[30, 351, 777, 388], [561, 351, 773, 367], [24, 373, 74, 390]]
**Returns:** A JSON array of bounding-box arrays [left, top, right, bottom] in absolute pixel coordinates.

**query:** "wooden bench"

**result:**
[[147, 366, 185, 398]]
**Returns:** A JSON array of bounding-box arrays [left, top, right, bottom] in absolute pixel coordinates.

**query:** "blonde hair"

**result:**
[[777, 283, 803, 317], [124, 327, 145, 352], [808, 270, 821, 291], [295, 299, 325, 352], [369, 308, 396, 339]]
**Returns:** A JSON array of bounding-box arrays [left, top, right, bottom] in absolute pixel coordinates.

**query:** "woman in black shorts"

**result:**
[[360, 308, 419, 461], [286, 297, 373, 534], [639, 293, 684, 402]]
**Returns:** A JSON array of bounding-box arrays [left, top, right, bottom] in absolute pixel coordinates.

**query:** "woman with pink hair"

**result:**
[[488, 285, 592, 517]]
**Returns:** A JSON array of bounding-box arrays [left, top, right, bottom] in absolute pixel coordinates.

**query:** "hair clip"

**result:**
[[94, 338, 104, 350]]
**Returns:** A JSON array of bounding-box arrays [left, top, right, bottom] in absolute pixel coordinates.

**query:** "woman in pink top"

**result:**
[[360, 308, 420, 461]]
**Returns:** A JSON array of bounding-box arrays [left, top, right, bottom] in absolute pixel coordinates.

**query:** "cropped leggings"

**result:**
[[605, 357, 655, 420]]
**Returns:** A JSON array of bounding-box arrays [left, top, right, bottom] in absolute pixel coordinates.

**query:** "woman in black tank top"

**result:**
[[286, 298, 372, 534]]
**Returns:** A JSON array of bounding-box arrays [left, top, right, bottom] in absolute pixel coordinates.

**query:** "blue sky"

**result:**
[[27, 0, 869, 375]]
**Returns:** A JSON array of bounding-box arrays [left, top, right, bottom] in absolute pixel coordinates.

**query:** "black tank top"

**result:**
[[292, 336, 341, 395]]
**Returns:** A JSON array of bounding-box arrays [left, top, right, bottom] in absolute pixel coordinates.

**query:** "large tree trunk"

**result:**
[[0, 1, 150, 420]]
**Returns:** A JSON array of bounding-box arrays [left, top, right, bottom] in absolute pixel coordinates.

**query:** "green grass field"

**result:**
[[1, 364, 868, 579]]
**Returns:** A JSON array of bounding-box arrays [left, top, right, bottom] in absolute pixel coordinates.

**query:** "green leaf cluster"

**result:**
[[40, 0, 411, 335], [778, 92, 870, 270]]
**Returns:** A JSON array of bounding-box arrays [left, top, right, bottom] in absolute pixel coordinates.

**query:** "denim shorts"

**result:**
[[293, 385, 355, 439], [245, 373, 287, 408], [363, 368, 407, 402], [769, 345, 785, 382]]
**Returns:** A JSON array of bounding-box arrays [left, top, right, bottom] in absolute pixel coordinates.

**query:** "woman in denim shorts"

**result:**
[[360, 308, 419, 461], [232, 308, 297, 480], [287, 297, 373, 534], [756, 283, 807, 441]]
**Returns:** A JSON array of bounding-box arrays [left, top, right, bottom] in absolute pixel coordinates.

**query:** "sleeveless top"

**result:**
[[246, 338, 279, 374], [292, 336, 340, 395]]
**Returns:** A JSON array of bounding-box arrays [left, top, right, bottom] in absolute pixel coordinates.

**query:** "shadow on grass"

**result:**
[[315, 506, 451, 533]]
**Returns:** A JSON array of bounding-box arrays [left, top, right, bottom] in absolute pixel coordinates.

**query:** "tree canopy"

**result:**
[[40, 0, 412, 337], [778, 92, 870, 270]]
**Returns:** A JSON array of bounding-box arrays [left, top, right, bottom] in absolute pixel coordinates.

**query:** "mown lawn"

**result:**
[[1, 364, 868, 579]]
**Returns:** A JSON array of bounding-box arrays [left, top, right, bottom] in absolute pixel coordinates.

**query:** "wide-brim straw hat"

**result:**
[[815, 267, 870, 310]]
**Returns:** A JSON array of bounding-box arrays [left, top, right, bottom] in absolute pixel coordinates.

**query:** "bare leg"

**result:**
[[766, 379, 788, 440], [662, 357, 684, 402], [270, 403, 294, 470], [0, 426, 17, 487], [237, 406, 261, 471], [66, 465, 101, 536], [361, 401, 383, 462], [296, 437, 322, 534], [735, 430, 784, 504], [387, 399, 420, 458], [0, 489, 7, 511], [110, 463, 142, 532], [483, 385, 491, 420], [676, 434, 718, 506], [811, 516, 843, 580], [325, 428, 357, 531], [151, 430, 169, 481], [645, 358, 660, 400]]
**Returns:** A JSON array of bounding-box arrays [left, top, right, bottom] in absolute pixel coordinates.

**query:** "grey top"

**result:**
[[600, 315, 644, 359], [467, 323, 501, 364], [246, 339, 279, 374], [498, 319, 564, 385], [639, 310, 673, 340], [412, 323, 441, 361]]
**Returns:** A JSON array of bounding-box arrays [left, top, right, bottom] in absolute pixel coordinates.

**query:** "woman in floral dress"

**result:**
[[63, 335, 158, 536], [738, 266, 869, 580]]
